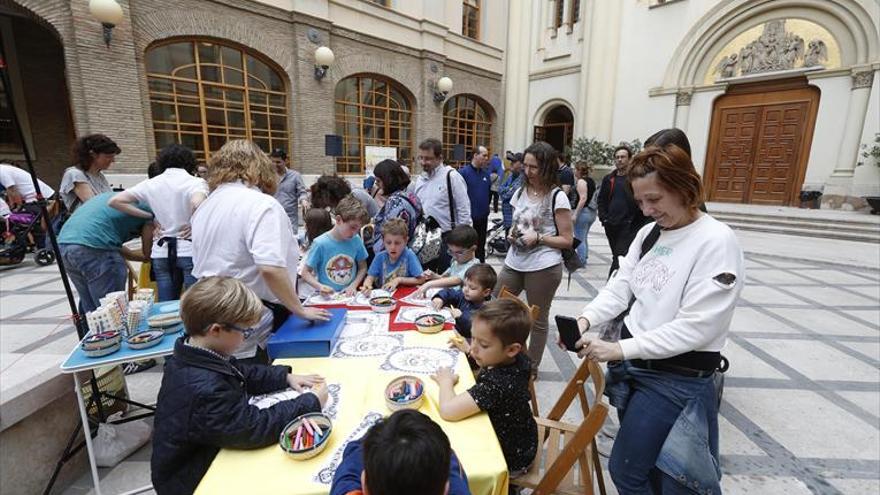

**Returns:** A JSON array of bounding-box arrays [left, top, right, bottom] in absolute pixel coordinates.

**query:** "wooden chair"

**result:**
[[512, 359, 609, 495], [498, 286, 541, 416]]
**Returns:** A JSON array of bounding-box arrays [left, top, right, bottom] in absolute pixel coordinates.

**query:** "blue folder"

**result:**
[[267, 308, 348, 359]]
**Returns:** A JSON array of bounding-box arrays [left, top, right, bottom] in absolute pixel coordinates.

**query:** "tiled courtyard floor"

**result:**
[[1, 218, 877, 495]]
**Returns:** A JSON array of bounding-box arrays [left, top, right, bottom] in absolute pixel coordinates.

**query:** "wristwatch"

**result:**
[[537, 233, 544, 245]]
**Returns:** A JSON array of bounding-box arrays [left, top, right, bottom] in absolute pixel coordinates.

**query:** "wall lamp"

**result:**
[[314, 46, 335, 80], [89, 0, 124, 48], [433, 76, 453, 103]]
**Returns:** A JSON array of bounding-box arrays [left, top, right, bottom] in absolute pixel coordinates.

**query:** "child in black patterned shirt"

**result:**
[[430, 298, 537, 475]]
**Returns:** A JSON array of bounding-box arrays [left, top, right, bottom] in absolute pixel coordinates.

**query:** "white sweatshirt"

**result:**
[[581, 214, 744, 360]]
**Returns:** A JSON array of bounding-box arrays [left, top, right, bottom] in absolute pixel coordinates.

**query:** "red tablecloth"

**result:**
[[312, 286, 454, 332]]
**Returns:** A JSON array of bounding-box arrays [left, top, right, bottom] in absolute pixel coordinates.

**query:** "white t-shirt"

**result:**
[[504, 187, 571, 272], [0, 164, 55, 202], [581, 214, 744, 360], [125, 168, 207, 258], [413, 164, 472, 232], [0, 198, 10, 217], [192, 182, 298, 303], [192, 182, 299, 359]]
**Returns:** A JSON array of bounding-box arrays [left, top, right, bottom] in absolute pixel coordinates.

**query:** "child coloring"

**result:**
[[416, 225, 480, 296], [330, 409, 471, 495], [432, 263, 496, 340], [151, 277, 328, 495], [302, 195, 369, 296], [361, 218, 423, 293], [431, 299, 538, 475]]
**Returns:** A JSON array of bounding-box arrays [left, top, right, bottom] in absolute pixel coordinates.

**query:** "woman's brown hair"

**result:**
[[626, 145, 704, 210], [72, 134, 120, 171], [522, 141, 559, 192], [574, 161, 592, 180], [207, 140, 277, 194]]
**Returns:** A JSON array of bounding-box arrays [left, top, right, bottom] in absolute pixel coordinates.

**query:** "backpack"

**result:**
[[409, 170, 456, 265]]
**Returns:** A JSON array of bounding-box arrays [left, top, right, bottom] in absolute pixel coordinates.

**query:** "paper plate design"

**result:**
[[380, 346, 459, 374], [332, 334, 403, 358]]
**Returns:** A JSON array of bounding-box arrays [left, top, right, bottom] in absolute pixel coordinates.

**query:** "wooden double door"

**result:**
[[704, 79, 819, 206]]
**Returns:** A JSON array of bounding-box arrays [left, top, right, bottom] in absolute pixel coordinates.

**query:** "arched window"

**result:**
[[145, 39, 289, 162], [334, 74, 413, 174], [442, 94, 493, 168]]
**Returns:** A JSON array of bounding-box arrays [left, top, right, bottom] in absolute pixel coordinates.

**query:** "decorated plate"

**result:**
[[380, 346, 459, 374]]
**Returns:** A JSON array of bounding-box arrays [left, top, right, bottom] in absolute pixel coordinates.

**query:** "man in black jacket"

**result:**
[[151, 277, 327, 494], [597, 145, 650, 278]]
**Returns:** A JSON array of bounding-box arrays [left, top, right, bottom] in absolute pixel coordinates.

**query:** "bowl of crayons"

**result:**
[[81, 330, 122, 358], [369, 296, 397, 314], [279, 413, 333, 460], [126, 330, 165, 350], [385, 375, 424, 411], [414, 313, 445, 334]]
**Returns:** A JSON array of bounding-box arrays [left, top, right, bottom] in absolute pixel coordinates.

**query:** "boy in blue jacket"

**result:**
[[432, 263, 496, 340], [151, 276, 328, 495], [330, 409, 471, 495]]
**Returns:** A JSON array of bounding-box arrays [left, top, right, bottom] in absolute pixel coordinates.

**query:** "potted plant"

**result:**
[[854, 133, 880, 214]]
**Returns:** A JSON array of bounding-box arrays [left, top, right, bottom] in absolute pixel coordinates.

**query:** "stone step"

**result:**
[[713, 213, 880, 235], [712, 211, 880, 229], [721, 220, 880, 243]]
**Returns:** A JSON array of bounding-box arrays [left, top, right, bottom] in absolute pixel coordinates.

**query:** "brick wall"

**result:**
[[14, 0, 504, 177]]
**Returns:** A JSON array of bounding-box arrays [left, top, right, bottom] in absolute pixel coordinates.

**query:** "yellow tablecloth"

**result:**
[[196, 331, 509, 495]]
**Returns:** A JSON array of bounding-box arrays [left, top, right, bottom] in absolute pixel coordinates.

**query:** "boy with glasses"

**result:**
[[152, 276, 328, 494], [415, 225, 480, 297]]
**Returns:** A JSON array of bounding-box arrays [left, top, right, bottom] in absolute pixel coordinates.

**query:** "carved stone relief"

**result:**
[[852, 71, 875, 89], [714, 20, 830, 80]]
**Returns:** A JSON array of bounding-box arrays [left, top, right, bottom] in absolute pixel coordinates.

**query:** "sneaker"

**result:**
[[123, 359, 157, 375]]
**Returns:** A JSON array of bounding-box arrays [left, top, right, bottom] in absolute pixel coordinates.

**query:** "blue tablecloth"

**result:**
[[60, 300, 182, 373]]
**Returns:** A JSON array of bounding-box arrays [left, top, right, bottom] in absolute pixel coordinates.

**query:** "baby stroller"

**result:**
[[0, 208, 56, 266], [485, 218, 508, 256]]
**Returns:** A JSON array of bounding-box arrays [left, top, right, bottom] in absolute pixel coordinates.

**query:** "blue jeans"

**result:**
[[59, 244, 127, 316], [574, 208, 597, 265], [152, 256, 196, 302], [607, 361, 720, 495]]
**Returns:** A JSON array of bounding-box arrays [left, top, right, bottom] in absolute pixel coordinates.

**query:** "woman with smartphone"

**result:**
[[569, 144, 743, 494], [497, 141, 574, 375]]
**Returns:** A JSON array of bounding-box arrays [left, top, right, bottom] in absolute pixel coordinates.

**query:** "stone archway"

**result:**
[[534, 104, 574, 154], [0, 2, 75, 186]]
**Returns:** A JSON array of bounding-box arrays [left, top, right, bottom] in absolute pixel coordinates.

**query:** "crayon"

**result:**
[[293, 425, 303, 449], [302, 417, 314, 436]]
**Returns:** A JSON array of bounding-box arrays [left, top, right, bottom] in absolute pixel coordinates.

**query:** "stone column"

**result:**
[[673, 90, 693, 131], [830, 69, 875, 178], [502, 0, 531, 152]]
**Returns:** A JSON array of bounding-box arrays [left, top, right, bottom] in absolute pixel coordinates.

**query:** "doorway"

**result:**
[[534, 105, 573, 154], [704, 78, 819, 206]]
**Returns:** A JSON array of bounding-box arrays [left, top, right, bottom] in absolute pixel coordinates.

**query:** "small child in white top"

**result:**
[[416, 225, 479, 297]]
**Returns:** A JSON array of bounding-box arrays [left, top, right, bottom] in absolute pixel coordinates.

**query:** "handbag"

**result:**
[[551, 189, 585, 289], [409, 170, 456, 265]]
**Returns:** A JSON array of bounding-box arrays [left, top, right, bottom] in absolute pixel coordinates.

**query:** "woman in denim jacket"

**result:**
[[569, 145, 744, 494]]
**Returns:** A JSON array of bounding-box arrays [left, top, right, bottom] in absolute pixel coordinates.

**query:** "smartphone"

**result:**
[[555, 315, 582, 352]]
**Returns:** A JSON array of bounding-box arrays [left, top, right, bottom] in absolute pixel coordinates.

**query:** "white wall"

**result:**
[[684, 90, 722, 176], [527, 71, 580, 125], [859, 71, 879, 151], [610, 0, 724, 146], [806, 76, 855, 186]]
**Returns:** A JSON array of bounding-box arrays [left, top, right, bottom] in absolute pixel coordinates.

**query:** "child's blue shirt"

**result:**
[[433, 288, 488, 339], [305, 232, 368, 291], [367, 247, 423, 286]]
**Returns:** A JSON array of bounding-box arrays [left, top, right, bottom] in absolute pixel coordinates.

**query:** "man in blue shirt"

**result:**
[[458, 146, 490, 262]]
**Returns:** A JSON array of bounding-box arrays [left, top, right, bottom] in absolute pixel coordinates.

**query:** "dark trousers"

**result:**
[[473, 216, 488, 263], [604, 223, 627, 278], [489, 191, 499, 213]]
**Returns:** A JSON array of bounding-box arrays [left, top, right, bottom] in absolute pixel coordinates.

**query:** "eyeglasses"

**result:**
[[447, 247, 472, 257], [223, 323, 256, 339]]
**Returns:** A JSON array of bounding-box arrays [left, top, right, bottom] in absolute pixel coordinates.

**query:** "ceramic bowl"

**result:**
[[384, 375, 424, 411], [148, 313, 182, 329], [414, 313, 446, 334], [279, 413, 333, 460], [81, 330, 122, 351], [126, 330, 165, 350], [369, 296, 397, 314], [82, 340, 121, 358]]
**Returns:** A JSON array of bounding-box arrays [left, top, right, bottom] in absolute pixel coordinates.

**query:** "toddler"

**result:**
[[432, 263, 496, 340]]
